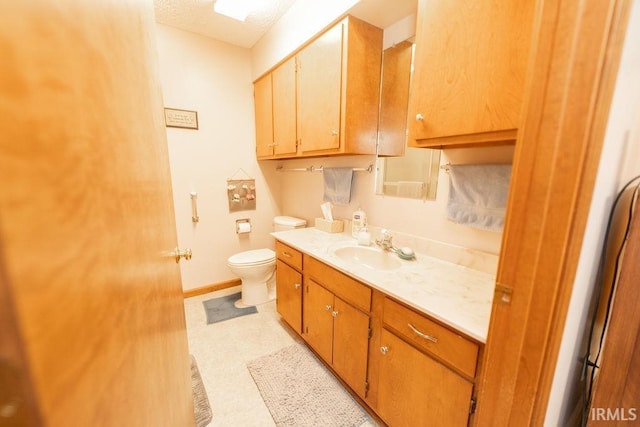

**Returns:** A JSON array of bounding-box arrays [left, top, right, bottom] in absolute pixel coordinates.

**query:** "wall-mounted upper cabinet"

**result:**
[[254, 16, 383, 159], [407, 0, 535, 149]]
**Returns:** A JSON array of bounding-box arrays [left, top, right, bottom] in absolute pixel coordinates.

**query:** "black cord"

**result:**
[[580, 175, 640, 426]]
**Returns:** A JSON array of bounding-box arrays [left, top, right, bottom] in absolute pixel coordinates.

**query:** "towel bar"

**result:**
[[276, 164, 373, 173]]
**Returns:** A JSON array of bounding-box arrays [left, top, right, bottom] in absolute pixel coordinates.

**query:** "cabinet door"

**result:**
[[303, 279, 334, 363], [275, 260, 302, 333], [297, 23, 342, 153], [408, 0, 533, 146], [332, 297, 370, 398], [254, 73, 274, 158], [272, 57, 298, 157], [378, 329, 473, 427]]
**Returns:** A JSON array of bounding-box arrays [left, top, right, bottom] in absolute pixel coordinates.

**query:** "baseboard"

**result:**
[[183, 279, 241, 299]]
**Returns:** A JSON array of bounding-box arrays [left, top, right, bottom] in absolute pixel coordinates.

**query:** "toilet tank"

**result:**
[[273, 216, 307, 231]]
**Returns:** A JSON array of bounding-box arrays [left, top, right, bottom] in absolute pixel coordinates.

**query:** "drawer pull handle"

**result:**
[[282, 251, 293, 258], [294, 283, 301, 289], [380, 346, 389, 355], [408, 323, 438, 343], [325, 304, 332, 311]]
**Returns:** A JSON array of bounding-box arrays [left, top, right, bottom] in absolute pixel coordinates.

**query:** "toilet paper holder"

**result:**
[[236, 218, 251, 234]]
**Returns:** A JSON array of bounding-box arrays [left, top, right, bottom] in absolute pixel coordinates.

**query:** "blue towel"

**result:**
[[446, 164, 512, 232], [323, 167, 354, 205]]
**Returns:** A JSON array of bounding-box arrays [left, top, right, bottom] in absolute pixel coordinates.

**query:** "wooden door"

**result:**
[[303, 279, 335, 363], [272, 57, 298, 157], [332, 297, 370, 398], [275, 260, 303, 333], [408, 0, 534, 147], [297, 23, 342, 153], [0, 1, 194, 426], [254, 73, 274, 158], [377, 330, 473, 427]]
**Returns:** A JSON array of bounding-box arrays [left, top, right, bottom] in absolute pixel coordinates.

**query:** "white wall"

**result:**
[[275, 145, 513, 256], [155, 24, 281, 292], [545, 1, 640, 424]]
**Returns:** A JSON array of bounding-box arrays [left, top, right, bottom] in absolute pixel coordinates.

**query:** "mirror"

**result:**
[[375, 39, 441, 200]]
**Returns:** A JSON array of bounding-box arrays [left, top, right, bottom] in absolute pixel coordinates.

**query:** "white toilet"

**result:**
[[227, 216, 306, 307]]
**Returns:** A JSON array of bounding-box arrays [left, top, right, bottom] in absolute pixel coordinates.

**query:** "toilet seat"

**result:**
[[227, 248, 275, 267]]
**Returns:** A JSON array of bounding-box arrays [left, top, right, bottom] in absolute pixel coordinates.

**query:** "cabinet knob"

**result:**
[[331, 310, 339, 318], [416, 113, 424, 121], [325, 304, 332, 311], [331, 130, 338, 136], [294, 283, 301, 289], [380, 346, 389, 355]]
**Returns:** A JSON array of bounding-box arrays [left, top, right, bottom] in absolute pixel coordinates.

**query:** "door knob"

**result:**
[[294, 283, 301, 289], [380, 346, 389, 355], [174, 247, 192, 263], [325, 304, 332, 311], [332, 310, 339, 318], [416, 113, 424, 121]]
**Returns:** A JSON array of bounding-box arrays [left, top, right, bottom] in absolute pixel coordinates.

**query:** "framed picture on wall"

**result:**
[[164, 107, 198, 130]]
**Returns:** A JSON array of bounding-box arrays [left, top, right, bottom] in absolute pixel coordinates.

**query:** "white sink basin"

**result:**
[[332, 245, 402, 270]]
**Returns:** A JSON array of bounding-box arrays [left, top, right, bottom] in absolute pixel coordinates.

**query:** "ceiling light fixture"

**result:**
[[214, 0, 260, 22]]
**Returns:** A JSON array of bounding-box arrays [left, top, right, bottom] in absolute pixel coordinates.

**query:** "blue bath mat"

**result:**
[[202, 292, 257, 324]]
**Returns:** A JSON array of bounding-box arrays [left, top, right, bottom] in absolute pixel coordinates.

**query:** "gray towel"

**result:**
[[446, 164, 512, 232], [323, 167, 354, 205]]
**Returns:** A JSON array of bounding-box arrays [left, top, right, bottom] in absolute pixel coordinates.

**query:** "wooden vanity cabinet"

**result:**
[[253, 15, 382, 159], [303, 256, 372, 398], [375, 297, 480, 426], [274, 241, 303, 333], [407, 0, 535, 148]]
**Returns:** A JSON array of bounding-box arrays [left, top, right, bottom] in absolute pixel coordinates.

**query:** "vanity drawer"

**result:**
[[305, 256, 372, 313], [275, 241, 303, 271], [383, 297, 479, 379]]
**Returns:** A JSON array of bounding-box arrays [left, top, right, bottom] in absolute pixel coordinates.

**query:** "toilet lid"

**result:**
[[227, 248, 275, 266]]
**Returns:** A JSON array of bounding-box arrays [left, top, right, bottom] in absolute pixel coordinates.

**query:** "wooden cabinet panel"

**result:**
[[377, 40, 413, 157], [303, 279, 335, 363], [254, 73, 273, 158], [297, 23, 343, 153], [275, 260, 302, 333], [383, 297, 479, 379], [332, 297, 370, 398], [407, 0, 534, 148], [272, 57, 298, 157], [253, 16, 382, 159], [275, 241, 302, 271], [378, 329, 473, 427], [305, 256, 371, 312]]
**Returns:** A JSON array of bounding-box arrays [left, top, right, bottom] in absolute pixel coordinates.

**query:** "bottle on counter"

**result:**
[[352, 207, 367, 237]]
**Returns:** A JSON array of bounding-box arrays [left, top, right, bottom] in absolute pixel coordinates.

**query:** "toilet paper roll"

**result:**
[[237, 222, 251, 234]]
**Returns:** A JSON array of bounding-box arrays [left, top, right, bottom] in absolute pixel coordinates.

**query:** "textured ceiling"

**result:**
[[153, 0, 417, 49], [154, 0, 298, 48]]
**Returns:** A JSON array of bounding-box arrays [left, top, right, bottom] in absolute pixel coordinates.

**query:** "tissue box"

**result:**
[[315, 218, 344, 233]]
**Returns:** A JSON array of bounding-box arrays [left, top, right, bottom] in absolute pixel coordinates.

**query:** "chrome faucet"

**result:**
[[375, 229, 395, 252]]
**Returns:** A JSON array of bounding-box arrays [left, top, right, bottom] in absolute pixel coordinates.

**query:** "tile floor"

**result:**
[[184, 286, 378, 427], [184, 286, 299, 426]]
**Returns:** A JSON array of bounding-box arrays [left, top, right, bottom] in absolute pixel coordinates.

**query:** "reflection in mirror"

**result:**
[[375, 39, 441, 200]]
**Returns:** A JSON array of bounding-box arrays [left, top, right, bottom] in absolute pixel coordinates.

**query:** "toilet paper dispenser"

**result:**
[[236, 219, 251, 234]]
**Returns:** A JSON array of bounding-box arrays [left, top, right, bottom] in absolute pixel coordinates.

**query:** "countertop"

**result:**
[[271, 227, 496, 343]]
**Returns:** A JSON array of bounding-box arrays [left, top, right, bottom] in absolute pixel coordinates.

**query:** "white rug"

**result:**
[[247, 344, 373, 427]]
